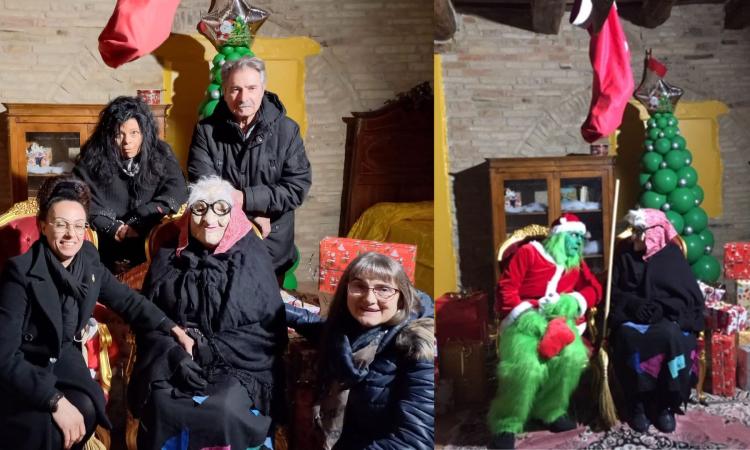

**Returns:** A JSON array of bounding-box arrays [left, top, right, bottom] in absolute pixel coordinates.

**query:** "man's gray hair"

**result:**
[[221, 55, 266, 86], [188, 175, 235, 207]]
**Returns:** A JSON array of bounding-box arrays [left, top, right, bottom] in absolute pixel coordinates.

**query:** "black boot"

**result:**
[[488, 432, 515, 449], [654, 408, 676, 433], [627, 400, 650, 433], [546, 415, 577, 433]]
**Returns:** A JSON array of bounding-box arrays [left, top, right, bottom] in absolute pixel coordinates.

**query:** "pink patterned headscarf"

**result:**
[[175, 189, 254, 257], [624, 208, 678, 260]]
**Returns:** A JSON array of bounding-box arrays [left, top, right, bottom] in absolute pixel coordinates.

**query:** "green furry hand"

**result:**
[[513, 310, 548, 338], [542, 294, 581, 320]]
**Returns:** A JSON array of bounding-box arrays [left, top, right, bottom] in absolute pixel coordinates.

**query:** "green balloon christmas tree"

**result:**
[[634, 51, 721, 282], [196, 0, 269, 119]]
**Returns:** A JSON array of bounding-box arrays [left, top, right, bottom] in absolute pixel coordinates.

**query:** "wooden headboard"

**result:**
[[339, 82, 434, 235]]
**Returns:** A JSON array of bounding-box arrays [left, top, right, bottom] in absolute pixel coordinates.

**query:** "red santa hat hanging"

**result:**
[[550, 213, 587, 235]]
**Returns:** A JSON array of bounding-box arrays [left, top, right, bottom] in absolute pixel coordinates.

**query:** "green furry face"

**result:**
[[543, 232, 584, 269]]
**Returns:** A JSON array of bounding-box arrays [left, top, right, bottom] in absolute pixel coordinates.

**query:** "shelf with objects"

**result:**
[[487, 156, 615, 279], [0, 103, 169, 211]]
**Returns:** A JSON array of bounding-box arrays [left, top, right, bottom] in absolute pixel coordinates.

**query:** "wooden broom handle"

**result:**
[[601, 178, 620, 339]]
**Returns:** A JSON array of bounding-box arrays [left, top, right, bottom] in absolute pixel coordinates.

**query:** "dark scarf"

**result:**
[[315, 318, 388, 449], [119, 154, 141, 177], [42, 238, 89, 342]]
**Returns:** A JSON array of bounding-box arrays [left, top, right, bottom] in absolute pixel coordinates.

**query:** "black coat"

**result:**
[[610, 241, 705, 332], [187, 94, 312, 272], [0, 240, 173, 441], [129, 232, 288, 419], [285, 293, 435, 450], [74, 141, 187, 267]]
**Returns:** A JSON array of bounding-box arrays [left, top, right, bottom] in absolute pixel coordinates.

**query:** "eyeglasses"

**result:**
[[347, 281, 399, 300], [190, 200, 232, 217], [48, 220, 89, 236]]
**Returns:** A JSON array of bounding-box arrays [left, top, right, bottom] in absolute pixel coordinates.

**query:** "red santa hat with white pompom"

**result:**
[[549, 213, 587, 235]]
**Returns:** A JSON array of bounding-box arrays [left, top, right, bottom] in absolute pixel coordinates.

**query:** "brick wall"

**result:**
[[0, 0, 432, 276], [439, 5, 750, 294]]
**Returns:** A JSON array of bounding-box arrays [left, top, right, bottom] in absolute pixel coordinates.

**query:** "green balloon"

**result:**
[[665, 210, 685, 234], [648, 127, 661, 141], [699, 228, 714, 247], [664, 150, 686, 171], [203, 99, 219, 117], [639, 173, 651, 188], [647, 119, 657, 128], [236, 46, 252, 55], [225, 51, 243, 62], [640, 191, 666, 209], [684, 234, 703, 264], [220, 45, 236, 55], [672, 135, 686, 150], [683, 207, 708, 234], [654, 112, 663, 119], [691, 255, 721, 283], [677, 166, 698, 188], [211, 66, 222, 84], [212, 53, 226, 65], [667, 117, 679, 127], [656, 117, 668, 129], [641, 152, 663, 173], [691, 185, 704, 205], [668, 187, 696, 214], [683, 149, 693, 166], [663, 126, 677, 139], [652, 168, 678, 194], [644, 139, 654, 151], [654, 138, 671, 154]]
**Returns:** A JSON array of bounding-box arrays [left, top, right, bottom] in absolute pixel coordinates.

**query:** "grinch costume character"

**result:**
[[488, 213, 603, 449]]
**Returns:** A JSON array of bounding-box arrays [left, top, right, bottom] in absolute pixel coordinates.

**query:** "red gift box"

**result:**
[[436, 291, 489, 346], [724, 242, 750, 280], [704, 300, 748, 335], [706, 332, 737, 397], [318, 237, 417, 294]]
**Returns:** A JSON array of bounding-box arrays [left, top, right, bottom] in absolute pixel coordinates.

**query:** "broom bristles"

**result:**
[[591, 347, 618, 429]]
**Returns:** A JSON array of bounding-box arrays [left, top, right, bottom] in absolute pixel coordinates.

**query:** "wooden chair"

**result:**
[[0, 199, 113, 448]]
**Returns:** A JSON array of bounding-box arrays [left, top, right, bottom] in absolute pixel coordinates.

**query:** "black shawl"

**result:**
[[128, 232, 287, 418], [610, 241, 705, 332]]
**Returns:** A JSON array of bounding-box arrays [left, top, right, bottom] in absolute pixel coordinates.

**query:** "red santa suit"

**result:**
[[496, 240, 602, 333]]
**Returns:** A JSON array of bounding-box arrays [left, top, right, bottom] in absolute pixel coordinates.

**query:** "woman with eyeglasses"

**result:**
[[74, 96, 187, 273], [286, 251, 435, 450], [0, 175, 193, 450], [129, 176, 286, 450], [609, 208, 704, 434]]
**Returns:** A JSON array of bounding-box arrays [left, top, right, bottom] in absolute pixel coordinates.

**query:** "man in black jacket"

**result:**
[[188, 56, 312, 278]]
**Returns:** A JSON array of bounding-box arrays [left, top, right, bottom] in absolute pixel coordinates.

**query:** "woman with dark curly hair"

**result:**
[[74, 96, 187, 272], [0, 175, 193, 450]]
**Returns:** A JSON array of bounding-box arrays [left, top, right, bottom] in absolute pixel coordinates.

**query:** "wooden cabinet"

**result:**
[[488, 156, 616, 278], [0, 103, 169, 211]]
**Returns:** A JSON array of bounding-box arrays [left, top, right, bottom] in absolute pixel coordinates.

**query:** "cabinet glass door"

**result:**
[[503, 178, 549, 237], [23, 130, 81, 199], [560, 176, 604, 273]]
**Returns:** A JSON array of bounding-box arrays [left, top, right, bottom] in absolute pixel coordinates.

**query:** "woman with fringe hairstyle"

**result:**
[[74, 96, 186, 272]]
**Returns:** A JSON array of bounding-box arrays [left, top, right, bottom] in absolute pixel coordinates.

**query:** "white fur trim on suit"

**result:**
[[499, 301, 534, 331], [570, 291, 588, 318], [576, 321, 587, 335]]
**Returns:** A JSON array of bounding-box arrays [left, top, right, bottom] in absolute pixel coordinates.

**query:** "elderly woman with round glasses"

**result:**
[[286, 251, 435, 450], [0, 175, 192, 450], [129, 175, 287, 450]]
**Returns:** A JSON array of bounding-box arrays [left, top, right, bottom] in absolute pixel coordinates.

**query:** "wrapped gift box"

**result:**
[[704, 300, 747, 335], [737, 345, 750, 390], [724, 242, 750, 280], [436, 291, 489, 346], [737, 280, 750, 310], [438, 340, 487, 405], [698, 280, 727, 304], [706, 333, 737, 396], [318, 237, 417, 294]]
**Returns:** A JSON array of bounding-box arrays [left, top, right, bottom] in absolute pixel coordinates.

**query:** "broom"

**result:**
[[591, 178, 620, 429]]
